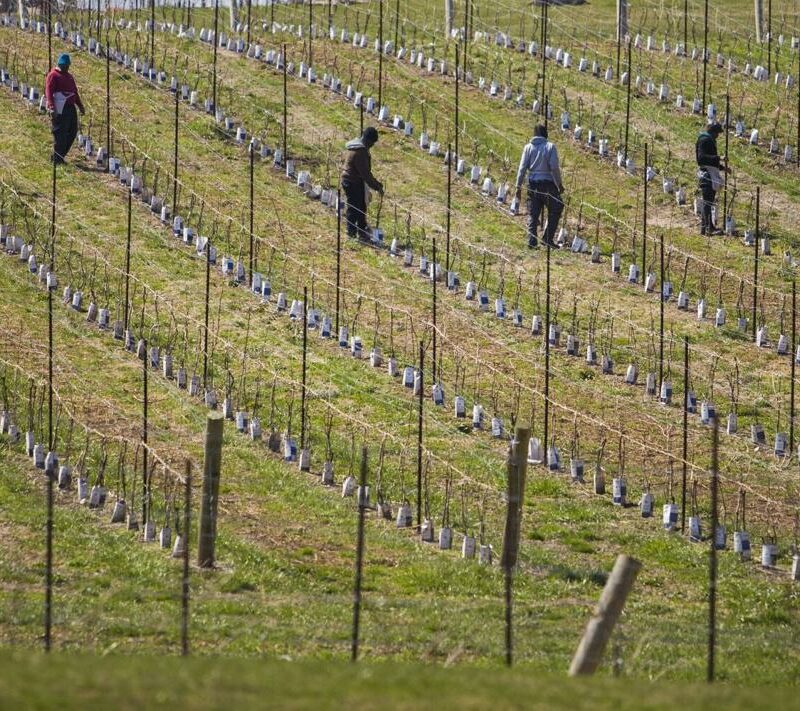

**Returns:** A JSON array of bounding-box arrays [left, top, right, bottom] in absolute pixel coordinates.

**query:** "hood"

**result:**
[[346, 139, 366, 151], [531, 135, 547, 146]]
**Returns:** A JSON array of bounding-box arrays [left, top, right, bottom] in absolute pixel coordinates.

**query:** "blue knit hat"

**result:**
[[57, 53, 71, 67]]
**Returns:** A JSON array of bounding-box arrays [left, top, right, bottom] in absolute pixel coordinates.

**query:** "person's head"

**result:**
[[362, 126, 379, 148], [57, 53, 71, 71], [534, 124, 548, 139], [706, 121, 723, 136]]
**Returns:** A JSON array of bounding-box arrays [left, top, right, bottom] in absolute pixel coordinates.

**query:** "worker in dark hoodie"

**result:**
[[45, 53, 85, 164], [696, 121, 725, 236], [341, 126, 384, 241]]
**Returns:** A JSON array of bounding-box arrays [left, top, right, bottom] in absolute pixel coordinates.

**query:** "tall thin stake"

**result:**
[[642, 142, 648, 279], [124, 186, 132, 331], [212, 0, 219, 113], [701, 0, 709, 111], [246, 0, 251, 48], [249, 142, 254, 281], [47, 0, 52, 70], [707, 415, 719, 683], [796, 57, 800, 168], [543, 240, 551, 455], [378, 0, 384, 108], [683, 0, 688, 53], [681, 336, 689, 533], [142, 337, 149, 525], [791, 280, 797, 455], [283, 43, 288, 164], [335, 189, 342, 334], [752, 187, 760, 341], [203, 238, 211, 388], [540, 0, 548, 101], [173, 85, 179, 215], [723, 94, 730, 229], [350, 445, 368, 662], [659, 230, 665, 389], [44, 157, 57, 653], [106, 28, 111, 172], [416, 339, 424, 530], [432, 237, 437, 382], [446, 142, 452, 273], [767, 0, 772, 76], [149, 0, 155, 68], [308, 0, 313, 66], [455, 45, 460, 162], [393, 0, 400, 52], [181, 460, 191, 656], [300, 286, 308, 450], [624, 38, 632, 162]]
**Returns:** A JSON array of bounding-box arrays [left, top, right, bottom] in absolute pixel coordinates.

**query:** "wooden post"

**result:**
[[197, 411, 224, 568], [754, 0, 764, 44], [569, 554, 642, 676], [502, 426, 532, 667], [616, 0, 628, 41], [350, 445, 368, 662]]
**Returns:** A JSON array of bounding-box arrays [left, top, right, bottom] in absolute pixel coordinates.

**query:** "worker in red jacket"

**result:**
[[45, 53, 85, 164]]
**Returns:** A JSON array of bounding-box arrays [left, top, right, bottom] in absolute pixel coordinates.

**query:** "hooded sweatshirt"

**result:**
[[45, 67, 84, 114], [515, 135, 563, 189], [696, 131, 721, 168], [341, 139, 381, 190]]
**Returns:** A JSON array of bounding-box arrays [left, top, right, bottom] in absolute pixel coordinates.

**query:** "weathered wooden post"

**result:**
[[198, 411, 224, 568], [502, 426, 531, 667], [569, 554, 642, 676]]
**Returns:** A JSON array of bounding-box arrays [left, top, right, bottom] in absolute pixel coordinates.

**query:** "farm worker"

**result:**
[[341, 126, 384, 241], [514, 124, 564, 249], [45, 53, 85, 165], [696, 121, 725, 236]]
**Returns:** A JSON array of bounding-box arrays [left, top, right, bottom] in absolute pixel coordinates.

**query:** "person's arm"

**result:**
[[74, 86, 85, 114], [44, 71, 55, 111], [355, 150, 382, 192], [515, 144, 530, 192], [549, 144, 563, 192]]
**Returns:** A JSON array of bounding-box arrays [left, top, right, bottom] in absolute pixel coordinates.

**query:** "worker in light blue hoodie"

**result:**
[[514, 124, 564, 249]]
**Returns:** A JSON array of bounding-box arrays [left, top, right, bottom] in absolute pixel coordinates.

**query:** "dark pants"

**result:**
[[527, 180, 563, 244], [342, 178, 368, 238], [51, 103, 78, 163], [698, 170, 716, 233]]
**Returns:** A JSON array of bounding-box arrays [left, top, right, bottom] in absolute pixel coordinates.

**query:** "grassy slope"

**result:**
[[0, 0, 799, 689]]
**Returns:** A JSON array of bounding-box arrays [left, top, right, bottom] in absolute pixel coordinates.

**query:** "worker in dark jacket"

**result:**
[[45, 53, 85, 164], [696, 122, 725, 235], [341, 126, 383, 241]]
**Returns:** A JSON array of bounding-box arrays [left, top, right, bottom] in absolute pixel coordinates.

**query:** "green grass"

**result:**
[[3, 647, 798, 710]]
